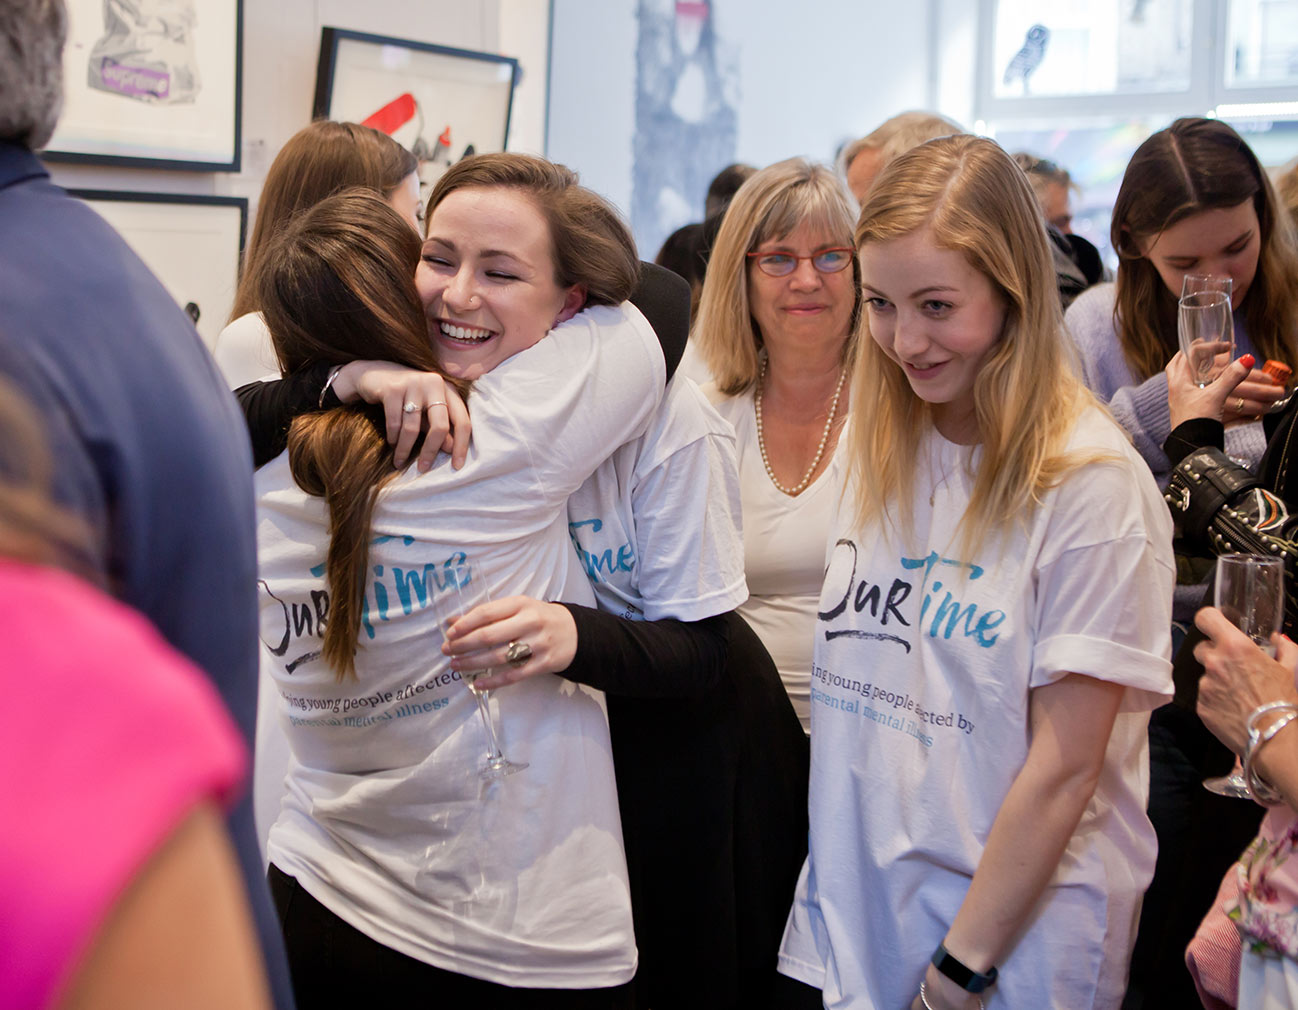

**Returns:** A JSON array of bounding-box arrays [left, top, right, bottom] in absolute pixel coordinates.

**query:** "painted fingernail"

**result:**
[[1241, 354, 1256, 369]]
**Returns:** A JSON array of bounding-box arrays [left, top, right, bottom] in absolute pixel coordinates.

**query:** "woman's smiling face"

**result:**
[[861, 225, 1006, 443], [416, 186, 584, 380]]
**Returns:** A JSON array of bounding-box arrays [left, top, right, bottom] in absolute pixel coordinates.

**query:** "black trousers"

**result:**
[[268, 865, 636, 1010]]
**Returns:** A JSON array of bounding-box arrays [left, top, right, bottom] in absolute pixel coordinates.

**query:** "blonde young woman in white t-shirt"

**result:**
[[776, 137, 1175, 1009], [692, 158, 860, 733], [250, 158, 664, 1009]]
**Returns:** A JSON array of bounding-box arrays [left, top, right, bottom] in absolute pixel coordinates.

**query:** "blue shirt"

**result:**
[[0, 142, 293, 1008]]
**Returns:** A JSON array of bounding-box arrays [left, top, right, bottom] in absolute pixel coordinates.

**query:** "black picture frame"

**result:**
[[313, 27, 518, 171], [43, 0, 243, 172], [70, 190, 248, 347]]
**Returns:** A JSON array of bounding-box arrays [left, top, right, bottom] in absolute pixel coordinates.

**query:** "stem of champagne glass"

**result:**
[[473, 686, 505, 761]]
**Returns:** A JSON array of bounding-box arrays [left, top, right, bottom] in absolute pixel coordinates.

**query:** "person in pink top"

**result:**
[[0, 386, 269, 1010]]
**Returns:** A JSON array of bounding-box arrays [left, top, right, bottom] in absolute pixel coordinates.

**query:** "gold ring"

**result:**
[[1237, 397, 1246, 412], [505, 640, 533, 667]]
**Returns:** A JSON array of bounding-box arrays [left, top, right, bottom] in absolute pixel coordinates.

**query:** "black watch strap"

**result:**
[[931, 943, 998, 993]]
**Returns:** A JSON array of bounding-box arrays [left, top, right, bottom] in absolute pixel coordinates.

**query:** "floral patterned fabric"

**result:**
[[1232, 807, 1298, 958]]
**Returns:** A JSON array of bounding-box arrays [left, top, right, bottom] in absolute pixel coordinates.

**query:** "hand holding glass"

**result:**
[[1203, 553, 1285, 799], [434, 560, 527, 781], [1178, 290, 1234, 388]]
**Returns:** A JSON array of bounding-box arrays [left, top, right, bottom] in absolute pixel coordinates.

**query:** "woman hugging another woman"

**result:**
[[242, 148, 810, 1008], [253, 156, 664, 1009]]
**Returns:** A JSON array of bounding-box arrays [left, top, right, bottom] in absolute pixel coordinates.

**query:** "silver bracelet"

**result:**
[[919, 979, 985, 1010], [318, 364, 344, 408], [1244, 701, 1298, 805]]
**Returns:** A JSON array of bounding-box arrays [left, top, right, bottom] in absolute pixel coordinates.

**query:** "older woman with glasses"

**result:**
[[694, 158, 860, 733]]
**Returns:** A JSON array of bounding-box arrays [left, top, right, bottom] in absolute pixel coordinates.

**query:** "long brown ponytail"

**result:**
[[256, 189, 466, 678]]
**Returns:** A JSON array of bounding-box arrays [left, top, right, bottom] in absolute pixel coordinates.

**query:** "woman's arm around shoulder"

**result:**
[[235, 362, 468, 471]]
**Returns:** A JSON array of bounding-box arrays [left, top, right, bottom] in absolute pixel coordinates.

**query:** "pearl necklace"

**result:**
[[754, 356, 847, 497]]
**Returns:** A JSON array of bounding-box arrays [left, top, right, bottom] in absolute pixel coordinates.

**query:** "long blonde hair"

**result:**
[[849, 135, 1102, 559], [692, 157, 860, 395]]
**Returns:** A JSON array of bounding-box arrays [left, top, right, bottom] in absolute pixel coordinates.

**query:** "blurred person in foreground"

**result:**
[[0, 1, 292, 1004], [0, 380, 269, 1009]]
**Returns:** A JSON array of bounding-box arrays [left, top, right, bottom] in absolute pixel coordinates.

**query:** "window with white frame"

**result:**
[[978, 0, 1298, 267]]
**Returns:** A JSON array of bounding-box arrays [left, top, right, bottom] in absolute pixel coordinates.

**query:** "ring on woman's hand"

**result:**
[[505, 640, 533, 667], [427, 400, 447, 408], [403, 401, 419, 414], [1237, 397, 1246, 413]]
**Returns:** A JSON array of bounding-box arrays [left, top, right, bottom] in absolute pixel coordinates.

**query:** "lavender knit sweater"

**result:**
[[1065, 283, 1267, 489]]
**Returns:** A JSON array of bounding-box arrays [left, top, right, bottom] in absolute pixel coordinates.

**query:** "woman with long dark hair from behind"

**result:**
[[254, 167, 665, 1007]]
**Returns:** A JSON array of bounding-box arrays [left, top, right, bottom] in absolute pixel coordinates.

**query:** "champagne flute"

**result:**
[[1203, 553, 1285, 799], [1181, 273, 1233, 305], [434, 559, 528, 781], [1178, 289, 1234, 388]]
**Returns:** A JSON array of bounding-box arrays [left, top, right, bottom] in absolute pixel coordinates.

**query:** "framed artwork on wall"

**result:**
[[313, 28, 518, 200], [71, 190, 247, 350], [43, 0, 243, 171]]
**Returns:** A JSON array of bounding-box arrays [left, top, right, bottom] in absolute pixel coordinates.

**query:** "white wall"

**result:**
[[48, 0, 548, 242], [546, 1, 639, 216], [547, 0, 949, 255], [722, 0, 934, 168]]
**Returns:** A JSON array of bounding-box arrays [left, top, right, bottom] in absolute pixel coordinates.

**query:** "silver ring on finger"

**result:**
[[426, 400, 447, 408], [505, 640, 533, 667], [403, 401, 420, 414]]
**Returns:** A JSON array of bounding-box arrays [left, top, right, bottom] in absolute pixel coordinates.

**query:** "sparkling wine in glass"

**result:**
[[1203, 553, 1284, 799], [434, 559, 527, 781], [1178, 289, 1234, 388]]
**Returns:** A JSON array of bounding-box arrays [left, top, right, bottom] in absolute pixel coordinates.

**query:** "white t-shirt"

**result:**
[[676, 337, 714, 387], [212, 310, 279, 388], [253, 376, 747, 857], [703, 384, 846, 732], [567, 376, 747, 623], [777, 407, 1175, 1009], [257, 303, 663, 989]]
